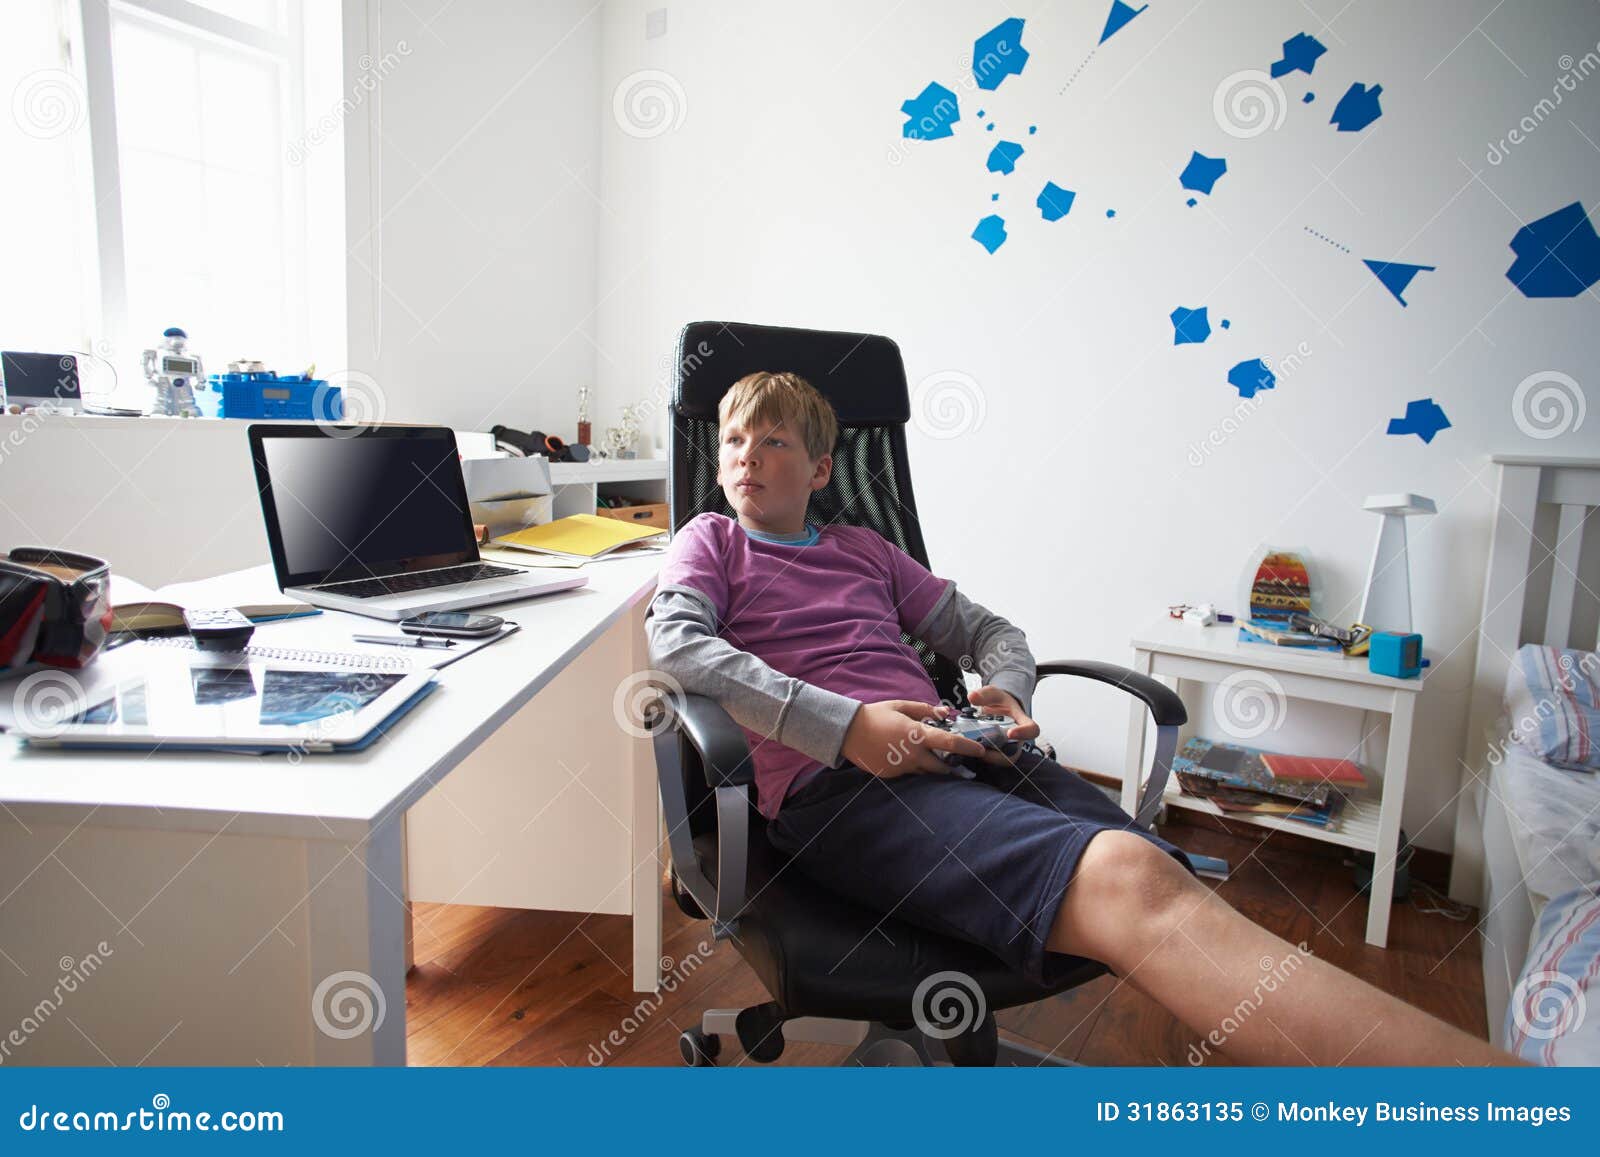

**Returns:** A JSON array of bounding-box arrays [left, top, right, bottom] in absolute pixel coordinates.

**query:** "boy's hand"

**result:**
[[967, 685, 1041, 765], [840, 700, 986, 777]]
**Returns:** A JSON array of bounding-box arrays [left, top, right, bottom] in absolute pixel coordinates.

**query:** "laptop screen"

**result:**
[[2, 351, 81, 407], [252, 427, 479, 586]]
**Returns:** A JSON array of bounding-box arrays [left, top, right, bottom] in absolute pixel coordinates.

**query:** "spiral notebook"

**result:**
[[141, 621, 522, 671]]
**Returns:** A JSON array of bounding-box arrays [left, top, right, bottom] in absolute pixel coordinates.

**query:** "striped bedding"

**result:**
[[1507, 645, 1600, 772], [1505, 886, 1600, 1065]]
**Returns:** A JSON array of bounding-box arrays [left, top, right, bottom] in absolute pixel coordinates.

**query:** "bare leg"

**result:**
[[1048, 831, 1515, 1066]]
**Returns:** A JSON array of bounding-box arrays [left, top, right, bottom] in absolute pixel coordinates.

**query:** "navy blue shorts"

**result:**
[[766, 746, 1189, 986]]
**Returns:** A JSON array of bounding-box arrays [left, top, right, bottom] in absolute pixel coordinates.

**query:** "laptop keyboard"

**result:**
[[315, 563, 522, 599]]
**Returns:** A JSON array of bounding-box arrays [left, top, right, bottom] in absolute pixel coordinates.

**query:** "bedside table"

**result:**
[[1122, 619, 1431, 948]]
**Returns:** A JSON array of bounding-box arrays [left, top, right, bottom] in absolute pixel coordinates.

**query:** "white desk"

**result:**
[[0, 554, 663, 1065]]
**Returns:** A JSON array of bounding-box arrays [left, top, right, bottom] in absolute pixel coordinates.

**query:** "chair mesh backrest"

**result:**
[[669, 321, 967, 708]]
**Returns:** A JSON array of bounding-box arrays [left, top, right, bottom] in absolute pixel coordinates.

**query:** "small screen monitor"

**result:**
[[2, 350, 81, 410]]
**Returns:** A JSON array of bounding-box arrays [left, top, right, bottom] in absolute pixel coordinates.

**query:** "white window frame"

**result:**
[[78, 0, 316, 364]]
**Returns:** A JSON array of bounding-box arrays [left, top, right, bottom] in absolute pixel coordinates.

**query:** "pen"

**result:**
[[352, 633, 456, 649]]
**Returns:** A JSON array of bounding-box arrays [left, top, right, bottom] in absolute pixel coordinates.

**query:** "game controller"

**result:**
[[921, 707, 1021, 771]]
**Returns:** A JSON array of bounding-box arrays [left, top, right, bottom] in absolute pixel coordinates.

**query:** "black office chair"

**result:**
[[650, 321, 1186, 1066]]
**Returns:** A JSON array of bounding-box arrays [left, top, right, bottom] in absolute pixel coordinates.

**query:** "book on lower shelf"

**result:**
[[1171, 736, 1367, 831]]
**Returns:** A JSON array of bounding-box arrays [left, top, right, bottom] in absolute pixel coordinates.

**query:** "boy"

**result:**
[[646, 370, 1507, 1066]]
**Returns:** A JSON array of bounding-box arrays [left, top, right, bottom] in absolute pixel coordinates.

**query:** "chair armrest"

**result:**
[[654, 693, 753, 938], [672, 693, 756, 787], [1036, 660, 1184, 830], [1036, 660, 1186, 727]]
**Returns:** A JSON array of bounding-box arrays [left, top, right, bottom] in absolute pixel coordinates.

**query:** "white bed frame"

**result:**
[[1450, 455, 1600, 1045]]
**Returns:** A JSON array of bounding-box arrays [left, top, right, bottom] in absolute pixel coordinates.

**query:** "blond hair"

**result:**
[[717, 371, 839, 461]]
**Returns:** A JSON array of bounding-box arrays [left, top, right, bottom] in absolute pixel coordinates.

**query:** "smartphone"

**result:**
[[398, 611, 505, 638]]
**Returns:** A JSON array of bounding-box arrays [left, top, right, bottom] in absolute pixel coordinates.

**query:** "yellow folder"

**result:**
[[491, 514, 666, 561]]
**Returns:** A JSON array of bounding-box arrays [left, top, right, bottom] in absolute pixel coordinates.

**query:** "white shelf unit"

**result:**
[[547, 458, 668, 520], [1158, 788, 1382, 853], [1123, 618, 1429, 947]]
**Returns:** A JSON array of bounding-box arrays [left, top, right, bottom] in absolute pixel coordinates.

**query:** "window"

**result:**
[[1, 0, 343, 407]]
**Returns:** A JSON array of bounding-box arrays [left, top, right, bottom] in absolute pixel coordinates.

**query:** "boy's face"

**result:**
[[717, 413, 831, 536]]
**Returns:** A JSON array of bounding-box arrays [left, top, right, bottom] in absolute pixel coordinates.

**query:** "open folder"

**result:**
[[490, 513, 665, 562]]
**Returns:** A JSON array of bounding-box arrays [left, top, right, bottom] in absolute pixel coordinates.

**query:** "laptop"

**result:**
[[249, 424, 587, 620], [1, 350, 83, 413]]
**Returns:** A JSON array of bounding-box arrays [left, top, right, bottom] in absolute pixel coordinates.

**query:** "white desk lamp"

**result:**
[[1359, 493, 1436, 633]]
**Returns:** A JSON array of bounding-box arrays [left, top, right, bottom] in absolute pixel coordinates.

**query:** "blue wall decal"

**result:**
[[1037, 182, 1076, 220], [1305, 227, 1350, 253], [1171, 306, 1211, 345], [1387, 398, 1451, 443], [1099, 1, 1148, 45], [972, 214, 1008, 253], [1180, 151, 1227, 200], [1227, 359, 1276, 398], [1271, 32, 1327, 78], [1331, 83, 1383, 131], [986, 140, 1025, 174], [974, 18, 1029, 91], [1303, 92, 1315, 103], [1364, 259, 1435, 306], [1506, 201, 1600, 298], [900, 82, 960, 140], [1059, 48, 1098, 93], [1221, 318, 1231, 329]]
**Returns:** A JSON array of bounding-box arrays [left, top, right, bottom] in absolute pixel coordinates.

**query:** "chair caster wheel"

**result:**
[[736, 1002, 787, 1063], [670, 871, 707, 920], [679, 1027, 720, 1066]]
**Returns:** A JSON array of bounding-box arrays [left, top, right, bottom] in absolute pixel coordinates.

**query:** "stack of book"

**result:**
[[1171, 737, 1368, 830]]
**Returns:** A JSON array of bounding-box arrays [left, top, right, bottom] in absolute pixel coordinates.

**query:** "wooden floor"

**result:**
[[405, 814, 1488, 1066]]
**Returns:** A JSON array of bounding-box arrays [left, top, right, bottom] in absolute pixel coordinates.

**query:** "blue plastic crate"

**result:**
[[202, 371, 341, 421]]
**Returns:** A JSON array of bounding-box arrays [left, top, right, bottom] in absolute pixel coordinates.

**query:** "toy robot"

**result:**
[[141, 327, 205, 417]]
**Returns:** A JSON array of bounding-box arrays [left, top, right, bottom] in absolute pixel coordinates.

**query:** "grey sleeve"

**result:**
[[644, 584, 862, 767], [912, 583, 1037, 716]]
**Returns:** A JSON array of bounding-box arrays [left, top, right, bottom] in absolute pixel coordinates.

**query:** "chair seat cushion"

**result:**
[[694, 831, 1102, 1022]]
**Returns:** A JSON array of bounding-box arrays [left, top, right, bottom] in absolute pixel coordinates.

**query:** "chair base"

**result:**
[[695, 1008, 1077, 1067]]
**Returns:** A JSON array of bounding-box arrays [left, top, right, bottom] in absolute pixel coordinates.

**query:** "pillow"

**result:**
[[1507, 645, 1600, 772], [1504, 884, 1600, 1065]]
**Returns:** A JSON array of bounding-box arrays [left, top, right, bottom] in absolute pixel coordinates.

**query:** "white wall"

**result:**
[[594, 0, 1600, 850], [341, 0, 603, 436]]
